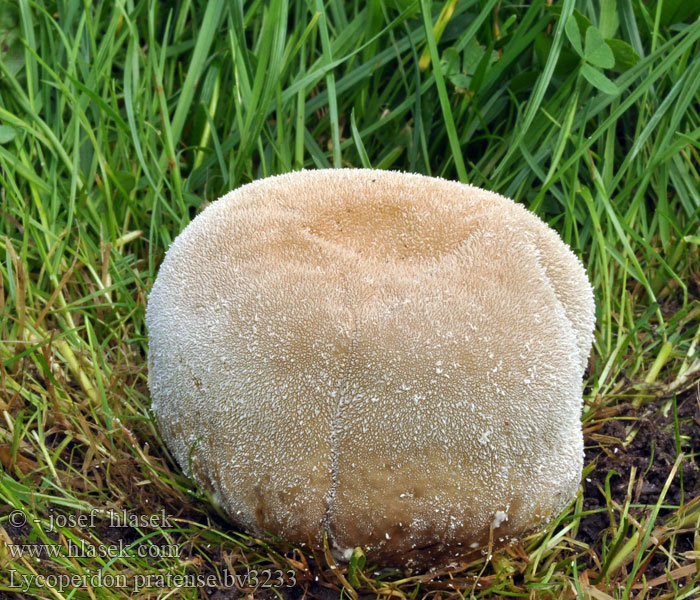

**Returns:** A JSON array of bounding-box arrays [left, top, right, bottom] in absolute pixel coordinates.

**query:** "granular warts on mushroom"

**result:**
[[146, 169, 596, 569]]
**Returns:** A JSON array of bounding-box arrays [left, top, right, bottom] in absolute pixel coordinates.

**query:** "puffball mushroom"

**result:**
[[147, 169, 595, 568]]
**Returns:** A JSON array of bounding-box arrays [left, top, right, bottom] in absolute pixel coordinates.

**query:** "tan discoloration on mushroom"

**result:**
[[147, 169, 595, 568]]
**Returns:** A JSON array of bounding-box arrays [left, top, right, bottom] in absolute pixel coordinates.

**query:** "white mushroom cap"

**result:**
[[146, 169, 595, 568]]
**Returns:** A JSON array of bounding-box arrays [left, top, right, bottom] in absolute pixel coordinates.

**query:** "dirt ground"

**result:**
[[580, 387, 700, 581]]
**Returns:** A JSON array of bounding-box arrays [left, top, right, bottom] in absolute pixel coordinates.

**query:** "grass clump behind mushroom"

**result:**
[[1, 1, 699, 599]]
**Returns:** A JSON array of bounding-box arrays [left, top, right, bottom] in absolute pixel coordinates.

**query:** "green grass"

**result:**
[[1, 0, 699, 598]]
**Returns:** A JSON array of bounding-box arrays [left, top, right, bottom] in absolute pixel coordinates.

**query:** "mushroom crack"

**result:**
[[322, 283, 360, 541]]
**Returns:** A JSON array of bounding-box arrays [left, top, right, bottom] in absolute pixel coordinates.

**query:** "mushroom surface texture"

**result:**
[[147, 169, 596, 569]]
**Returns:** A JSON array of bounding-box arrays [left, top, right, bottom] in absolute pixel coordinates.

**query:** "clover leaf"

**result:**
[[584, 26, 615, 69]]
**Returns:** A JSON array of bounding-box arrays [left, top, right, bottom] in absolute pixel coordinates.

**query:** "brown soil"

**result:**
[[580, 388, 700, 580]]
